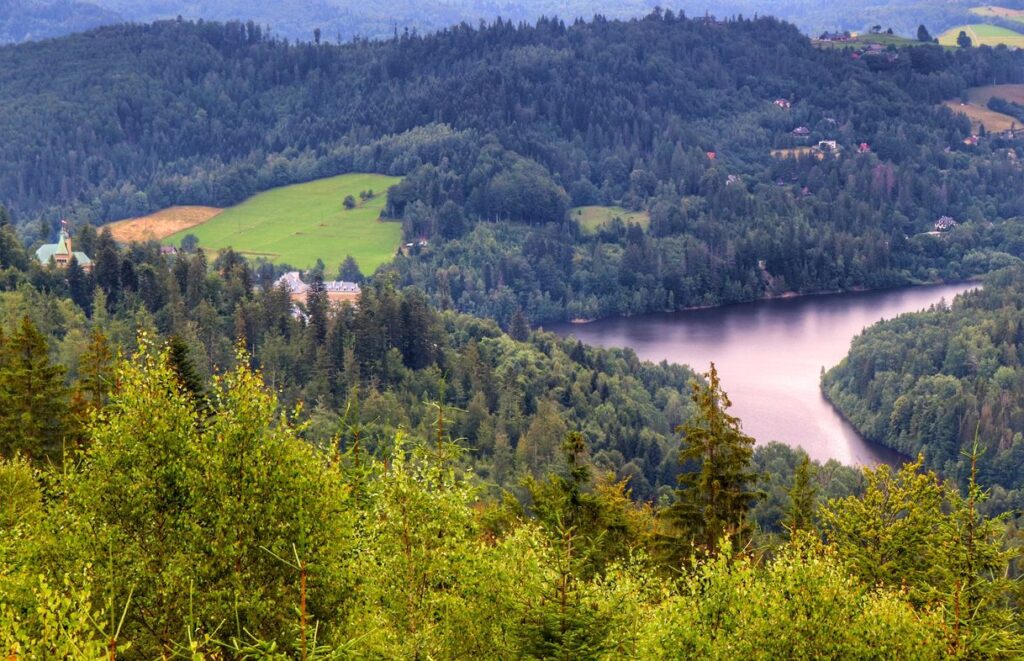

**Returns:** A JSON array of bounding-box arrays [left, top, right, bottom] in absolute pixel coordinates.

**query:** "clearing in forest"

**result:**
[[943, 101, 1018, 132], [969, 6, 1024, 24], [967, 83, 1024, 106], [107, 206, 223, 243], [943, 84, 1024, 133], [163, 173, 403, 272], [938, 23, 1024, 47], [770, 147, 823, 160], [573, 206, 650, 233]]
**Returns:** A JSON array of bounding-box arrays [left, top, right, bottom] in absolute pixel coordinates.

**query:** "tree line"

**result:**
[[2, 334, 1020, 657], [824, 266, 1024, 511]]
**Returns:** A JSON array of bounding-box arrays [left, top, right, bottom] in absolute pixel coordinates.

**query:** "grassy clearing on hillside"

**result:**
[[107, 206, 223, 243], [970, 6, 1024, 23], [572, 206, 650, 233], [938, 23, 1024, 47], [943, 100, 1019, 132], [942, 82, 1024, 133], [813, 34, 921, 49], [967, 83, 1024, 106], [942, 84, 1024, 133], [165, 173, 403, 272]]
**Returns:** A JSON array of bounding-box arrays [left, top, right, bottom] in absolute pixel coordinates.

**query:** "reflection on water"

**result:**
[[549, 283, 976, 466]]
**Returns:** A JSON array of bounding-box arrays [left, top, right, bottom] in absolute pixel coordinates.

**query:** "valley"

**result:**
[[2, 9, 1024, 656]]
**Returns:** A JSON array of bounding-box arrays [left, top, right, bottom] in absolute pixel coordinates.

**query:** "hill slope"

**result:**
[[3, 15, 1024, 325], [164, 173, 402, 270], [823, 267, 1024, 501]]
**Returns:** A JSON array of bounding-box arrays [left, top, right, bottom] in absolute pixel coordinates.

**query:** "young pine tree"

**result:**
[[784, 452, 817, 536], [662, 363, 758, 559]]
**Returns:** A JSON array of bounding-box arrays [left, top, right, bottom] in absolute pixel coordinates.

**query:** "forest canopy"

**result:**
[[824, 266, 1024, 509]]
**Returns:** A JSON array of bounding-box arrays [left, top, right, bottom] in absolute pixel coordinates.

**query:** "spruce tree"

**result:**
[[306, 274, 329, 347], [338, 255, 364, 282], [510, 307, 530, 341], [167, 334, 207, 412], [664, 363, 758, 557], [784, 452, 816, 535], [0, 316, 70, 461], [65, 255, 92, 315], [74, 328, 113, 414]]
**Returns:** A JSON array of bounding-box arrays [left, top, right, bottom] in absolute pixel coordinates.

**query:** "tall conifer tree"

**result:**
[[664, 363, 758, 557]]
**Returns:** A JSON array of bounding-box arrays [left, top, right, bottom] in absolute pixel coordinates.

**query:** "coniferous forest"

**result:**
[[825, 266, 1024, 507], [4, 9, 1024, 658], [1, 14, 1024, 323]]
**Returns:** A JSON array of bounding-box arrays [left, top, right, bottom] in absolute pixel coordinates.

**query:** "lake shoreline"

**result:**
[[565, 277, 983, 325], [551, 281, 978, 467], [819, 389, 912, 468]]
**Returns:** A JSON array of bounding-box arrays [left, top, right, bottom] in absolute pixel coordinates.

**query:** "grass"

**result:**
[[942, 84, 1024, 132], [770, 147, 823, 160], [572, 206, 650, 233], [813, 33, 922, 49], [938, 23, 1024, 47], [107, 206, 223, 243], [164, 173, 403, 272], [966, 83, 1024, 105], [969, 6, 1024, 23], [943, 101, 1018, 132]]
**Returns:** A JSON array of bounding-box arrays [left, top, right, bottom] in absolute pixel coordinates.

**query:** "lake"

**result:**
[[549, 283, 976, 466]]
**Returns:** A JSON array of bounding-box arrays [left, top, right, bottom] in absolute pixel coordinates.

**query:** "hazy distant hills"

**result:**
[[0, 0, 1011, 45], [0, 0, 120, 42]]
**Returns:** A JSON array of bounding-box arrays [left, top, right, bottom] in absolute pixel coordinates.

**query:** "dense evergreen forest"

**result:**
[[2, 13, 1024, 323], [825, 266, 1024, 509], [2, 292, 1021, 657], [3, 197, 1024, 656]]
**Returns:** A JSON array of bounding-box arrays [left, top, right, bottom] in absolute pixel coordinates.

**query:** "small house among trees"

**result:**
[[934, 216, 958, 232], [773, 98, 792, 109], [792, 126, 811, 138], [818, 31, 852, 42]]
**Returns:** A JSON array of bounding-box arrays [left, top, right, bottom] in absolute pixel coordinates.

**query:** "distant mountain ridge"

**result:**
[[0, 0, 120, 42], [1, 0, 1018, 45]]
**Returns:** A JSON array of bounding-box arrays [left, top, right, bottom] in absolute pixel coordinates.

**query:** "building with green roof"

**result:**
[[35, 221, 92, 271]]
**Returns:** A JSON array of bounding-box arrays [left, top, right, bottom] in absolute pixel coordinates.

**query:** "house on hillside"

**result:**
[[934, 216, 958, 232], [792, 126, 811, 138], [773, 98, 792, 109], [963, 135, 980, 146], [275, 271, 361, 306], [858, 142, 871, 154], [819, 31, 852, 42], [35, 220, 92, 272]]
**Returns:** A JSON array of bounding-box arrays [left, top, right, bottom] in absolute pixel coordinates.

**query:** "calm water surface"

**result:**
[[550, 283, 975, 466]]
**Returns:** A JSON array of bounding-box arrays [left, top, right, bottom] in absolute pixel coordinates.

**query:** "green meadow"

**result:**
[[938, 23, 1024, 47], [572, 205, 651, 233], [166, 173, 403, 272]]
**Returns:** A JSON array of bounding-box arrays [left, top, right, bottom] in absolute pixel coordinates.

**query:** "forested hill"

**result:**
[[824, 267, 1024, 508], [4, 13, 1024, 323], [1, 12, 1018, 223]]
